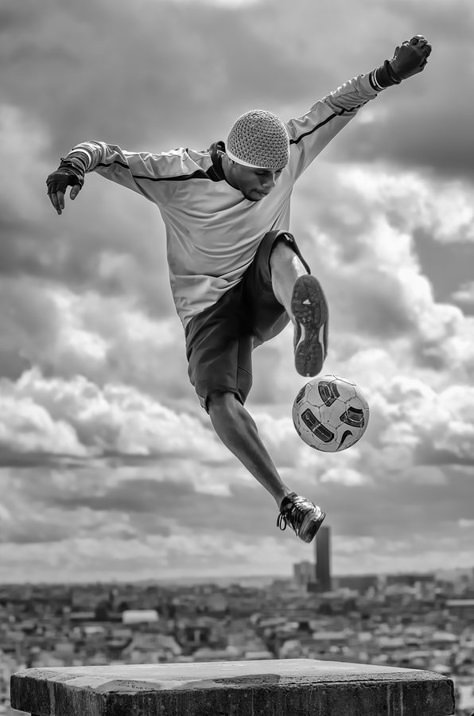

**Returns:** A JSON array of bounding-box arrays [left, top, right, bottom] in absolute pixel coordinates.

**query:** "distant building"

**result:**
[[122, 609, 159, 626], [446, 599, 474, 619], [385, 573, 434, 587], [293, 561, 314, 589], [335, 574, 379, 594], [205, 592, 228, 614], [315, 525, 331, 592]]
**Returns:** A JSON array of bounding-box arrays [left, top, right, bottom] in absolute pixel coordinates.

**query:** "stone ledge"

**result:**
[[10, 658, 455, 716]]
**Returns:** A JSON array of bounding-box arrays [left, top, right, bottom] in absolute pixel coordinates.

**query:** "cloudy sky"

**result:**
[[1, 0, 474, 584]]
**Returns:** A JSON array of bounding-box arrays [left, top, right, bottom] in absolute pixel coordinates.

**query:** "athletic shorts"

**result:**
[[185, 230, 310, 410]]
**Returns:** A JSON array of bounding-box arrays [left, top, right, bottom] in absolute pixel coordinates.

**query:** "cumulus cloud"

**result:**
[[1, 369, 227, 462]]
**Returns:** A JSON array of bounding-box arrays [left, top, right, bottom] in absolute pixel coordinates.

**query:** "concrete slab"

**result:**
[[11, 658, 455, 715]]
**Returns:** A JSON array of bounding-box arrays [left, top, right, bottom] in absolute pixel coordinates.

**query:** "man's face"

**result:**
[[230, 163, 283, 201]]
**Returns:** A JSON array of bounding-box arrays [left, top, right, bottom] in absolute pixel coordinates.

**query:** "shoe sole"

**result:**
[[292, 275, 328, 377], [300, 509, 326, 543]]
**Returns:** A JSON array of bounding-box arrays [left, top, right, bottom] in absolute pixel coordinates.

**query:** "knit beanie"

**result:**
[[226, 109, 290, 171]]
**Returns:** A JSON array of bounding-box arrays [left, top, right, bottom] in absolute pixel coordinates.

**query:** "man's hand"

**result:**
[[390, 35, 432, 81], [46, 166, 83, 215]]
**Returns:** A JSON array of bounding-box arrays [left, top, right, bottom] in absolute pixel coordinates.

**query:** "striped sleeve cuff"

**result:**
[[370, 61, 402, 90], [60, 145, 95, 175], [369, 69, 385, 92]]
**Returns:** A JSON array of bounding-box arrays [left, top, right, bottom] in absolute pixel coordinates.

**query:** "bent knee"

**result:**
[[269, 233, 297, 267]]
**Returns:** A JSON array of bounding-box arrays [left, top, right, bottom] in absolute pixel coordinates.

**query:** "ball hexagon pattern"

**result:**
[[292, 374, 369, 452]]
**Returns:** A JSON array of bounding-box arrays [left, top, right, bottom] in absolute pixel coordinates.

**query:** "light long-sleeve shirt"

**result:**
[[64, 73, 382, 328]]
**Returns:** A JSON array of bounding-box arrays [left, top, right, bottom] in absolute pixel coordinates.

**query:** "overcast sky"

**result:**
[[1, 0, 474, 584]]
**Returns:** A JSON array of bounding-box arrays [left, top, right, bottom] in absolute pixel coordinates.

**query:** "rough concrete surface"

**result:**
[[10, 658, 456, 715]]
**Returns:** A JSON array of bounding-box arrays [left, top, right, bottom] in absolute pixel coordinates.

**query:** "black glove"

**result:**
[[374, 35, 432, 88], [46, 161, 85, 214], [46, 163, 84, 196]]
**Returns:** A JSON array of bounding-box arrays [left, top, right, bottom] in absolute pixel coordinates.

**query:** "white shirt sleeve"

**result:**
[[62, 141, 202, 204], [285, 73, 380, 180]]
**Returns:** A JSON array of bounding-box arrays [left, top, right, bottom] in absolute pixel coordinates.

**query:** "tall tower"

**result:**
[[315, 525, 332, 592]]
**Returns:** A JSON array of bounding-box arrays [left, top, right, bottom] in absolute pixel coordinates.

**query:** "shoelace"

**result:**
[[277, 497, 311, 534]]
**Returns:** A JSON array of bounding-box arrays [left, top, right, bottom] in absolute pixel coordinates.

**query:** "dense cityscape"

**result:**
[[2, 527, 474, 715]]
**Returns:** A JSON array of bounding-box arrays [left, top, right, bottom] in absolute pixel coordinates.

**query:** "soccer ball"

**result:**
[[292, 374, 369, 452]]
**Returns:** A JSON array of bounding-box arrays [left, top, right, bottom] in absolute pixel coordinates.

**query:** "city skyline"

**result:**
[[2, 568, 474, 715], [1, 0, 474, 583]]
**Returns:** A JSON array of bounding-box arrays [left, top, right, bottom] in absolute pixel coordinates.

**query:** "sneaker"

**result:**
[[292, 274, 328, 377], [277, 492, 326, 543]]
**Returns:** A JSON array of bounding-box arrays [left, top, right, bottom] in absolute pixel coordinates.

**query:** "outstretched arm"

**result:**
[[46, 141, 162, 216], [46, 141, 187, 215], [286, 35, 432, 179]]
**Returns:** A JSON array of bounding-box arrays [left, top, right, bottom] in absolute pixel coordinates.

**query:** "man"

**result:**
[[46, 36, 431, 544]]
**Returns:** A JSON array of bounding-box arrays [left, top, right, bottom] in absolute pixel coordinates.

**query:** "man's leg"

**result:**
[[208, 390, 326, 543], [269, 238, 328, 377], [186, 237, 326, 542], [207, 391, 290, 508]]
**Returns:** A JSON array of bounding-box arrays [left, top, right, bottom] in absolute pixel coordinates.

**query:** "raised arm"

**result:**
[[286, 35, 432, 179]]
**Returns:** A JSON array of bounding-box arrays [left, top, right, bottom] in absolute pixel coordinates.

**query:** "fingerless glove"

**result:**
[[46, 164, 84, 195], [58, 159, 85, 185]]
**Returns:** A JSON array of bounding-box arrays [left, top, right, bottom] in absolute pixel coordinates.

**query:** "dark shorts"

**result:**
[[185, 231, 310, 410]]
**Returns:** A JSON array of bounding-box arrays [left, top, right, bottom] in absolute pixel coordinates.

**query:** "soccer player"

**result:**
[[46, 36, 431, 544]]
